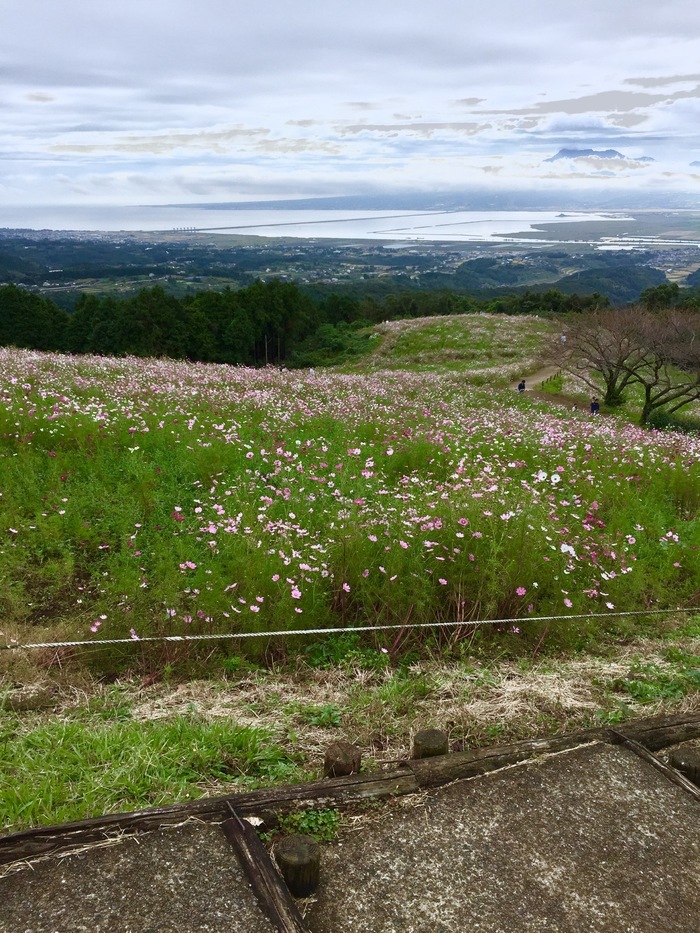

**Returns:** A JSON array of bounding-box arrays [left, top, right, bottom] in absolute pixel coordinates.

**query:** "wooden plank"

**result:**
[[0, 769, 417, 866], [405, 730, 600, 788], [234, 769, 418, 817], [618, 713, 700, 751], [221, 804, 307, 933], [607, 729, 700, 804]]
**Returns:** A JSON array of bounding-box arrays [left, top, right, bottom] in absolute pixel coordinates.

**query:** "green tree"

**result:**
[[0, 284, 67, 350], [113, 286, 189, 357]]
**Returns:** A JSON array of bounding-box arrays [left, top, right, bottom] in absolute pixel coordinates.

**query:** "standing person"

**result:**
[[518, 379, 526, 393], [590, 396, 600, 415]]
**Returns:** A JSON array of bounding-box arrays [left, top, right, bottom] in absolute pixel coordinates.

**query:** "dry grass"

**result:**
[[2, 629, 697, 831], [8, 632, 697, 769]]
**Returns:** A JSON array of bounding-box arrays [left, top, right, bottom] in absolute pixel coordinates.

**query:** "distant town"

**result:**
[[1, 206, 700, 311]]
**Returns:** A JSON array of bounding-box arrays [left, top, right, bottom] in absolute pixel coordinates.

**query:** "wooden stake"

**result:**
[[221, 803, 307, 933], [668, 749, 700, 787], [324, 740, 361, 778], [275, 834, 321, 898], [412, 728, 449, 759]]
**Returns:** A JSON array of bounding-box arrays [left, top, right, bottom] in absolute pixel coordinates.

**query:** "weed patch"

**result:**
[[278, 808, 341, 842]]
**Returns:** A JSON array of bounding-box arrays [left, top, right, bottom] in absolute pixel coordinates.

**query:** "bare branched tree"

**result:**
[[632, 309, 700, 425], [561, 306, 700, 425], [560, 307, 647, 407]]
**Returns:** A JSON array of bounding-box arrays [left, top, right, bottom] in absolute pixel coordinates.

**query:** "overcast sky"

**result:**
[[2, 0, 700, 208]]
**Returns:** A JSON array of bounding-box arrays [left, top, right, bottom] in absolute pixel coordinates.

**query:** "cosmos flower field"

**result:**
[[1, 346, 699, 663]]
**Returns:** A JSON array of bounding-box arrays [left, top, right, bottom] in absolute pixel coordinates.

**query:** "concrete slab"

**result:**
[[304, 742, 700, 933], [0, 821, 275, 933]]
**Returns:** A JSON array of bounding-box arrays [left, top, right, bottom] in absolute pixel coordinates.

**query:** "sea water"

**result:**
[[0, 204, 625, 243]]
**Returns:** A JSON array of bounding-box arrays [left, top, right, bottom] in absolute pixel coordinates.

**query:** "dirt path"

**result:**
[[512, 364, 592, 413], [511, 364, 562, 392]]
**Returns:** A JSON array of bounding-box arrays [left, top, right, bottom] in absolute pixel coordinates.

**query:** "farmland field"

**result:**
[[1, 312, 699, 832]]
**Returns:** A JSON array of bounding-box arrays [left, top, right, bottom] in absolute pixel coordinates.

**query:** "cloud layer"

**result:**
[[2, 0, 700, 207]]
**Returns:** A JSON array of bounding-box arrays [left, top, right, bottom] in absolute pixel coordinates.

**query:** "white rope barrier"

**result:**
[[1, 607, 695, 651]]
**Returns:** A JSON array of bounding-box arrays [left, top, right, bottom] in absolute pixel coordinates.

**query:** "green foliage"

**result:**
[[555, 265, 666, 304], [0, 257, 639, 369], [289, 321, 376, 368], [668, 618, 700, 638], [303, 635, 389, 671], [639, 283, 687, 309], [279, 808, 341, 842], [222, 654, 262, 676], [612, 657, 700, 704], [0, 280, 319, 366], [0, 284, 67, 350], [539, 373, 564, 394], [592, 705, 631, 726], [296, 704, 342, 728], [646, 409, 700, 435], [376, 671, 432, 715]]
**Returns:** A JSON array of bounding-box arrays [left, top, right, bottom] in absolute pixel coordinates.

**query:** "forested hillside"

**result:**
[[0, 280, 618, 367]]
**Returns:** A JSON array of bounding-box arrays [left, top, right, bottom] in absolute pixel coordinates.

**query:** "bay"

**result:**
[[0, 205, 624, 243]]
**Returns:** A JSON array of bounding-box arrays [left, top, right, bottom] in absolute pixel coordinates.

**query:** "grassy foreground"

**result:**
[[1, 311, 699, 832], [2, 623, 699, 833]]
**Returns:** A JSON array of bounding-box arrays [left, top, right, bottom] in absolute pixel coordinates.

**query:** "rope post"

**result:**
[[324, 740, 362, 778], [412, 728, 449, 759]]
